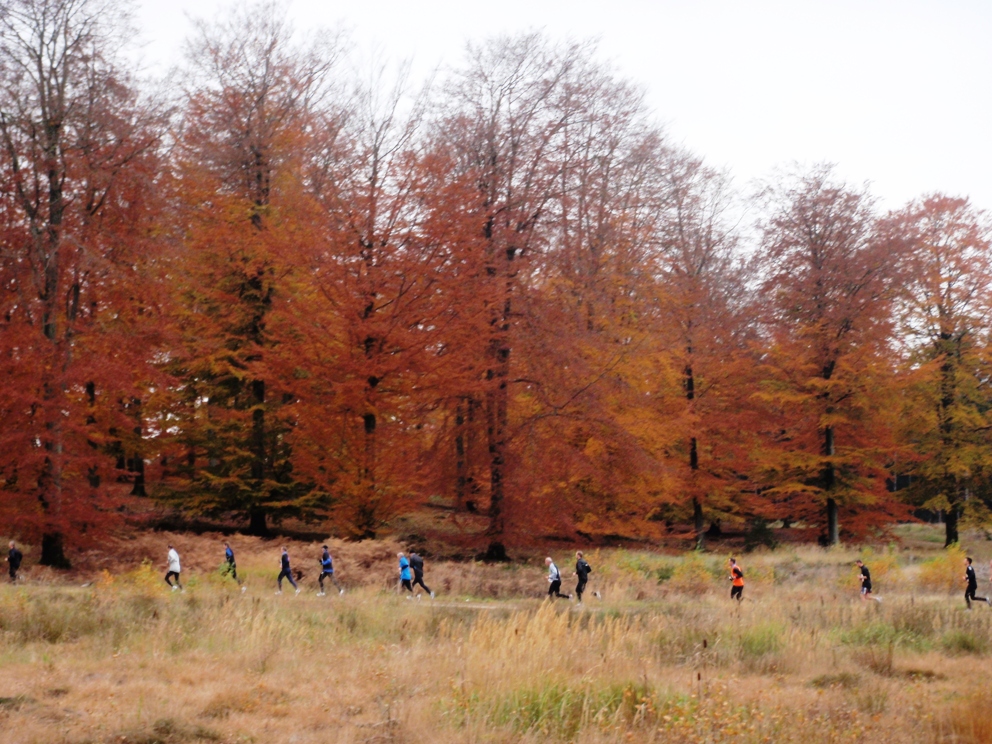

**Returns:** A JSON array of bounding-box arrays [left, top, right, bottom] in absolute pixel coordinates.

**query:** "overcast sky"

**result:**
[[133, 0, 992, 212]]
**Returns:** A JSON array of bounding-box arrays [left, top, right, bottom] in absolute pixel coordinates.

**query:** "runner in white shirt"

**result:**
[[165, 545, 183, 592]]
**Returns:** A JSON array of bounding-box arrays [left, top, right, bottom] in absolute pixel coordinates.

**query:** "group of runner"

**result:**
[[5, 539, 992, 610]]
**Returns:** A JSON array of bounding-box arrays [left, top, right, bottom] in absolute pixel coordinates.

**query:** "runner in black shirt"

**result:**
[[856, 560, 882, 603], [573, 551, 592, 603], [7, 541, 22, 584], [964, 557, 990, 609], [409, 552, 434, 599]]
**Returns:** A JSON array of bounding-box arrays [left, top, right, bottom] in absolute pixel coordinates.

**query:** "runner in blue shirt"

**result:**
[[276, 547, 300, 595], [397, 552, 413, 596], [317, 545, 344, 596], [223, 541, 243, 587]]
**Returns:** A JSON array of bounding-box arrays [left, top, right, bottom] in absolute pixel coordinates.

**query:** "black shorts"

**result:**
[[731, 585, 743, 599], [861, 583, 872, 595]]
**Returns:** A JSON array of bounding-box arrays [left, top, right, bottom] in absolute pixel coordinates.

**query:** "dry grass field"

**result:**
[[2, 527, 992, 743]]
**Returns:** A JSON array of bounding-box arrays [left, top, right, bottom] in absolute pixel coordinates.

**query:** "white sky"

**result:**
[[133, 0, 992, 212]]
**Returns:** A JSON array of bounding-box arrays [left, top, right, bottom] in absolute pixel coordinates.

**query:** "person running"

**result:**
[[409, 552, 434, 599], [223, 541, 243, 587], [317, 545, 344, 596], [964, 557, 990, 609], [545, 557, 571, 600], [7, 541, 23, 584], [277, 546, 300, 595], [729, 557, 745, 602], [165, 545, 183, 591], [398, 552, 413, 596], [573, 551, 592, 603], [856, 559, 881, 603]]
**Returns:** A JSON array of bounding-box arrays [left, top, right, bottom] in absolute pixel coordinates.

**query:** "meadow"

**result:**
[[1, 528, 991, 743]]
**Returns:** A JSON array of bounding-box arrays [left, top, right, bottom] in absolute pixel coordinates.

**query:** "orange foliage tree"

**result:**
[[883, 195, 992, 545], [0, 0, 164, 565], [754, 166, 904, 544]]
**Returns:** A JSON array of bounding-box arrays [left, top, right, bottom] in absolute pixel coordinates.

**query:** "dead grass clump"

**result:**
[[111, 718, 221, 743], [809, 671, 860, 689], [200, 689, 258, 719], [928, 694, 992, 744], [0, 695, 32, 710], [857, 642, 895, 676], [939, 629, 988, 656]]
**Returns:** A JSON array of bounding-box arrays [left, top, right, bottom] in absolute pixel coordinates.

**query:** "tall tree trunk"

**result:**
[[86, 381, 100, 488], [684, 359, 704, 550], [129, 398, 146, 497], [455, 400, 466, 510], [248, 508, 268, 536], [486, 246, 514, 545], [692, 495, 705, 551], [944, 507, 959, 547], [823, 424, 839, 545]]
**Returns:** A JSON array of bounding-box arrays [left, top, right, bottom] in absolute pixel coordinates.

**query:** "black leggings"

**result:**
[[278, 570, 298, 590], [965, 586, 987, 607], [548, 580, 569, 599], [412, 574, 432, 594], [575, 578, 587, 600], [319, 571, 342, 591], [400, 578, 413, 592], [165, 571, 181, 588]]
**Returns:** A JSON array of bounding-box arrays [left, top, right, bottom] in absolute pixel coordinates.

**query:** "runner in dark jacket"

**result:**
[[7, 541, 23, 583], [573, 551, 592, 603], [409, 552, 434, 599]]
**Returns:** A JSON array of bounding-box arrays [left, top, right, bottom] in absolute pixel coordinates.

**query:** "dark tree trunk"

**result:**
[[692, 496, 705, 550], [248, 508, 268, 536], [486, 275, 512, 538], [250, 379, 266, 481], [129, 397, 146, 497], [826, 498, 839, 546], [944, 507, 959, 547], [823, 424, 839, 545], [455, 400, 466, 510], [40, 532, 70, 569]]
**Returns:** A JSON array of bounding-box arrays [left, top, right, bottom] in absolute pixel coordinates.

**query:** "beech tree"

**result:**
[[756, 166, 900, 545], [650, 151, 757, 547], [884, 195, 992, 545], [0, 0, 162, 565], [157, 3, 339, 534]]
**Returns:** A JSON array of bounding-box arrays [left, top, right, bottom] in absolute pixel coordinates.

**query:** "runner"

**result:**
[[7, 541, 22, 584], [964, 557, 990, 609], [409, 552, 434, 599], [276, 546, 300, 595], [317, 545, 344, 596], [729, 557, 744, 602], [855, 559, 881, 603], [573, 551, 592, 603], [398, 552, 413, 596], [223, 541, 242, 586], [545, 557, 571, 600], [165, 544, 183, 591]]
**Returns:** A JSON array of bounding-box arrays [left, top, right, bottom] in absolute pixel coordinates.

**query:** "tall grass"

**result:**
[[1, 541, 992, 743]]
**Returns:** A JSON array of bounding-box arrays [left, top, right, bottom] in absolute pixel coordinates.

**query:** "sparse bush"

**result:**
[[940, 630, 988, 656], [917, 544, 967, 593], [667, 553, 714, 595]]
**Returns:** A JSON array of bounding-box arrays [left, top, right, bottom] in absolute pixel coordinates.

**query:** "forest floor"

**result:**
[[1, 525, 992, 743]]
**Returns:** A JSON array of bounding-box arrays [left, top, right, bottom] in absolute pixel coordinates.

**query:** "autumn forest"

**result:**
[[3, 0, 992, 568]]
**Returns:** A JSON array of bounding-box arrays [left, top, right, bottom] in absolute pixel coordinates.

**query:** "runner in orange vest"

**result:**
[[729, 557, 744, 602]]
